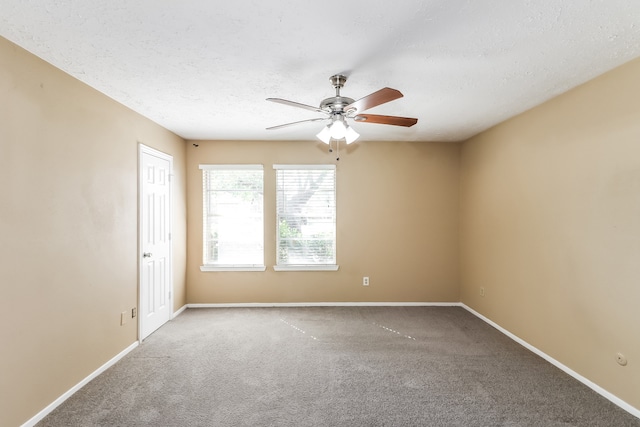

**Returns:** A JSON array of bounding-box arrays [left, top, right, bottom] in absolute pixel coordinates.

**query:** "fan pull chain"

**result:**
[[327, 139, 340, 161]]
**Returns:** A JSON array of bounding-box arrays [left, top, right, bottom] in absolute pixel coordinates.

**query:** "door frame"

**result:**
[[138, 143, 174, 342]]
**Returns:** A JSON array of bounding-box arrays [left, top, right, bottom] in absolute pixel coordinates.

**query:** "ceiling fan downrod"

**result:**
[[330, 74, 347, 96]]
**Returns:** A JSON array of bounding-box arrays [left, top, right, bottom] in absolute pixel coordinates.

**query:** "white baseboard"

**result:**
[[172, 304, 188, 318], [187, 301, 461, 308], [460, 304, 640, 420], [20, 341, 139, 427]]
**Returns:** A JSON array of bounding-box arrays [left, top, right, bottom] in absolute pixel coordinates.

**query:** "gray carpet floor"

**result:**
[[38, 307, 640, 426]]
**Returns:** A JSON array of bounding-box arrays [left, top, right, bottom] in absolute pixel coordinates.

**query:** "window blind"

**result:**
[[200, 165, 264, 268], [274, 165, 336, 266]]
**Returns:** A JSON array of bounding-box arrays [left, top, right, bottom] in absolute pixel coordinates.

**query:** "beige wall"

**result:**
[[460, 57, 640, 409], [0, 37, 187, 427], [186, 140, 460, 303]]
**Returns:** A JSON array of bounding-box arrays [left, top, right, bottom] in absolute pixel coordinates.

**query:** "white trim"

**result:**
[[273, 265, 339, 272], [273, 164, 336, 170], [139, 144, 174, 341], [460, 304, 640, 420], [187, 302, 460, 308], [172, 304, 188, 319], [200, 265, 267, 272], [20, 342, 139, 427], [199, 164, 263, 170]]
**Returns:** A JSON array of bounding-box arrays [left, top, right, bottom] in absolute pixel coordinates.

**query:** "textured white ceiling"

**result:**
[[1, 1, 639, 142]]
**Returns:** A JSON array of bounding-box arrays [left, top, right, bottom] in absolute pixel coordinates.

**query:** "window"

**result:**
[[274, 164, 338, 271], [200, 165, 265, 271]]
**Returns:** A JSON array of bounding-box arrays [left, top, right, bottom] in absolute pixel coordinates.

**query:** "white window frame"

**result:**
[[273, 164, 339, 272], [200, 164, 266, 272]]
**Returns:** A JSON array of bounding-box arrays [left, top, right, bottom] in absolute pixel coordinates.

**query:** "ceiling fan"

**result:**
[[266, 74, 418, 145]]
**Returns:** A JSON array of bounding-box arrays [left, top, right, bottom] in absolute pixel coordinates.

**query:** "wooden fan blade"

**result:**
[[266, 98, 329, 114], [266, 117, 328, 130], [344, 88, 403, 113], [354, 114, 418, 127]]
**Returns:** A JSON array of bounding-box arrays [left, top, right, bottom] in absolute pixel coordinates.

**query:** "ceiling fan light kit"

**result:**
[[267, 74, 417, 156], [316, 120, 359, 145]]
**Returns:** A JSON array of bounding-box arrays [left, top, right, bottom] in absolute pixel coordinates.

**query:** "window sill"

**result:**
[[273, 265, 339, 272], [200, 265, 266, 272]]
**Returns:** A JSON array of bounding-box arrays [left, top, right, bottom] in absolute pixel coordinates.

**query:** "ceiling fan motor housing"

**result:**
[[320, 96, 356, 114]]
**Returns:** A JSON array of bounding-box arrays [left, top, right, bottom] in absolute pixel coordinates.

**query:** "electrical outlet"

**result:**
[[480, 287, 485, 297], [363, 277, 369, 286], [120, 311, 128, 325], [132, 307, 137, 318]]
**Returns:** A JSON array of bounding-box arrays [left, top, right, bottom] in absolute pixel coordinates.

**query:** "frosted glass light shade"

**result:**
[[345, 126, 360, 144], [329, 120, 347, 139], [316, 126, 331, 144]]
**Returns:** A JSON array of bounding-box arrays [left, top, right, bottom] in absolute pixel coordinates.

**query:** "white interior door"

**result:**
[[139, 145, 173, 340]]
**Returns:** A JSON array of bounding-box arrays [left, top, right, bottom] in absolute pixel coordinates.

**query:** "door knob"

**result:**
[[143, 252, 152, 258]]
